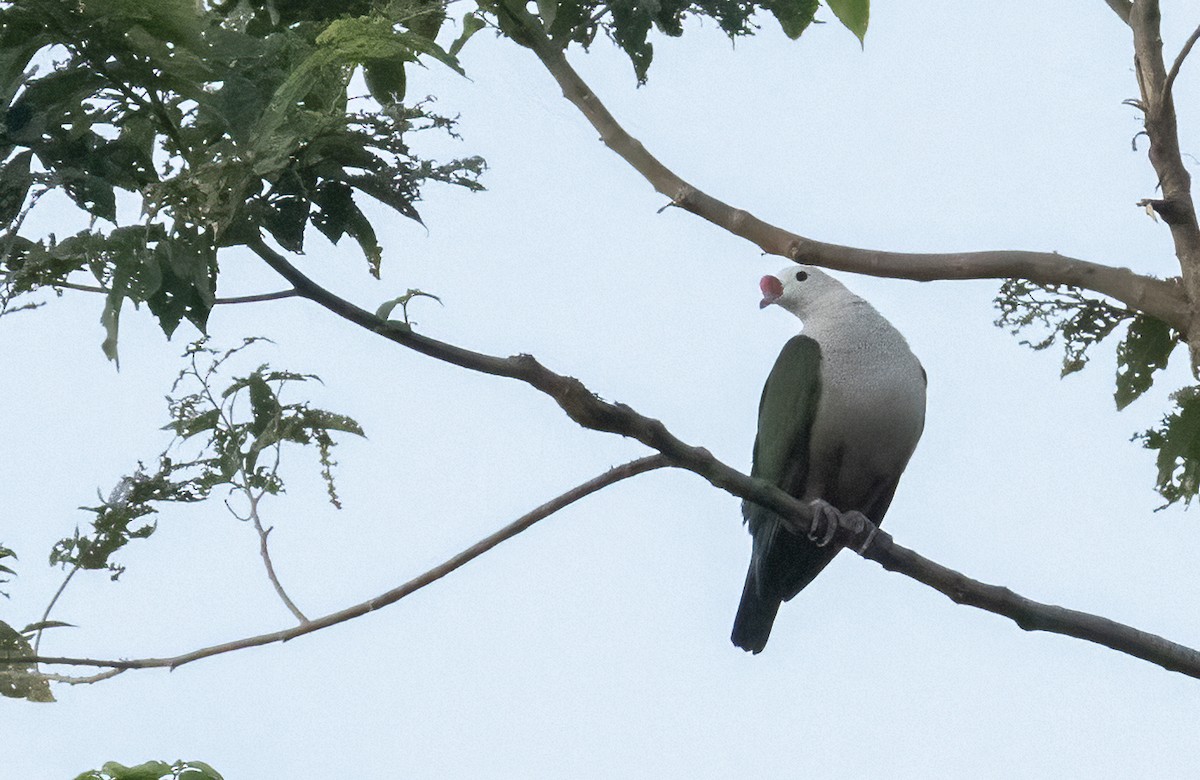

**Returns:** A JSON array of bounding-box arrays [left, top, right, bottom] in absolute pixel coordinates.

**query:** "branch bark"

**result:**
[[234, 240, 1200, 678], [490, 0, 1189, 334]]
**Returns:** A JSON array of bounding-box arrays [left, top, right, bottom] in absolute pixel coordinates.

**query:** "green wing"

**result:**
[[749, 334, 822, 490], [732, 335, 823, 653]]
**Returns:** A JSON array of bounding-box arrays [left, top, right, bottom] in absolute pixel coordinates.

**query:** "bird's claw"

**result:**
[[806, 499, 841, 547], [805, 502, 873, 549]]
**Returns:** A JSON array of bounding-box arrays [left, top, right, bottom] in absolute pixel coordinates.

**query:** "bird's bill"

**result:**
[[759, 274, 783, 308]]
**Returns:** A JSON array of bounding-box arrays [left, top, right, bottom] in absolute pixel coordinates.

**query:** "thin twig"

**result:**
[[1163, 21, 1200, 101], [24, 455, 670, 673], [33, 565, 79, 656], [248, 492, 309, 624], [41, 668, 126, 685], [51, 280, 298, 305]]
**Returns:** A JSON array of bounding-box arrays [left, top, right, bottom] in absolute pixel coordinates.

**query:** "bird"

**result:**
[[731, 265, 927, 654]]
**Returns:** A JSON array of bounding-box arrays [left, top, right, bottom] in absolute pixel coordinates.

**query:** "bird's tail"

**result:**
[[730, 568, 780, 654]]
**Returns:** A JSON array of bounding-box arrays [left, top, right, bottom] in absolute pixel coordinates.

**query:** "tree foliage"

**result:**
[[0, 0, 484, 360]]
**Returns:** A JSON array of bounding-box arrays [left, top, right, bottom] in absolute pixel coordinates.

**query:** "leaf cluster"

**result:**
[[995, 278, 1199, 506], [74, 760, 223, 780], [0, 0, 483, 355], [484, 0, 867, 83], [49, 339, 364, 577]]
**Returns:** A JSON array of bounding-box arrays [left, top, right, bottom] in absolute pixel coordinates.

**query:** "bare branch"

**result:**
[[25, 455, 670, 674], [1163, 21, 1200, 101], [487, 0, 1188, 332], [1105, 0, 1133, 24], [234, 240, 1200, 678], [214, 289, 299, 305], [248, 494, 309, 624], [866, 534, 1200, 676], [42, 668, 126, 685]]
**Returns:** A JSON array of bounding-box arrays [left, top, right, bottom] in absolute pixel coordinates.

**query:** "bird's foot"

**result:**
[[805, 501, 871, 548]]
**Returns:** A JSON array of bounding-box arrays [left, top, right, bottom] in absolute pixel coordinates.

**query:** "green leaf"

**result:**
[[767, 0, 819, 39], [20, 620, 75, 635], [1115, 314, 1178, 411], [100, 286, 125, 366], [1139, 386, 1200, 508], [300, 408, 366, 437], [0, 619, 54, 702], [449, 12, 487, 56], [99, 760, 173, 780], [247, 373, 281, 437], [536, 0, 559, 29], [826, 0, 869, 43], [364, 58, 407, 104], [0, 149, 33, 225], [376, 288, 442, 324]]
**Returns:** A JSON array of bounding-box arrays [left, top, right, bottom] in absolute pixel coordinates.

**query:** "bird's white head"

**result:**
[[758, 266, 851, 319]]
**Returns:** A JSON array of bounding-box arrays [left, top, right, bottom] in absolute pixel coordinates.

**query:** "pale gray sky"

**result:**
[[5, 2, 1200, 777]]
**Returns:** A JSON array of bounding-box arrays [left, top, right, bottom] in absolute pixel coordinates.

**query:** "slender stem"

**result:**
[[25, 456, 670, 674], [1163, 22, 1200, 101], [52, 280, 298, 305], [248, 492, 309, 624], [33, 565, 79, 656]]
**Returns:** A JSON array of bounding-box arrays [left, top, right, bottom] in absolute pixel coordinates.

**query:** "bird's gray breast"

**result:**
[[803, 330, 926, 515]]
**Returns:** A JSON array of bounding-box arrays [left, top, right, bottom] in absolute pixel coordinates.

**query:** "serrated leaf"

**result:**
[[1115, 314, 1178, 410], [826, 0, 869, 43]]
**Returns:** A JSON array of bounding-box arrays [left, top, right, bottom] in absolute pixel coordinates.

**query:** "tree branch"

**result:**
[[236, 239, 1200, 678], [24, 455, 670, 674], [1163, 21, 1200, 102], [488, 0, 1189, 333], [1106, 0, 1133, 25], [1127, 1, 1200, 365], [865, 534, 1200, 676]]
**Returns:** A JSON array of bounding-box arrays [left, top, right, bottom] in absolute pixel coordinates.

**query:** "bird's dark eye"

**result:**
[[795, 271, 808, 281]]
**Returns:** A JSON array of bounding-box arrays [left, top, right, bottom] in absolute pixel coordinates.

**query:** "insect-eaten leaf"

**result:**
[[1139, 386, 1200, 508], [0, 620, 54, 703], [1115, 314, 1178, 410]]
